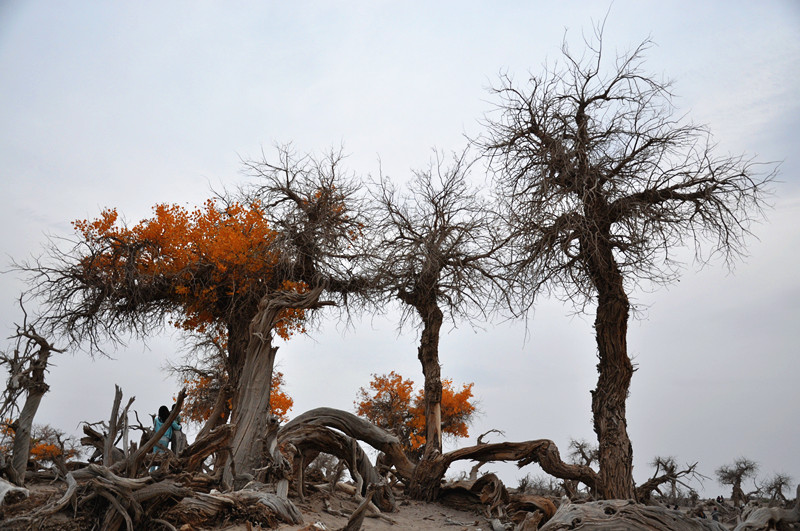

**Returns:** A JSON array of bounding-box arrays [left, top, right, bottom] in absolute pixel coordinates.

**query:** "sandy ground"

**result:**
[[3, 481, 495, 531], [273, 491, 490, 531]]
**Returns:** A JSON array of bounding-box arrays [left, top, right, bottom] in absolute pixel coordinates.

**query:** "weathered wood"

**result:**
[[734, 484, 800, 531], [165, 489, 303, 527], [178, 423, 234, 473], [283, 407, 596, 502], [3, 316, 63, 487], [280, 422, 395, 512], [508, 494, 558, 521], [81, 424, 126, 464], [104, 385, 123, 467], [539, 499, 727, 531], [337, 484, 376, 531], [281, 407, 416, 481], [0, 477, 29, 506]]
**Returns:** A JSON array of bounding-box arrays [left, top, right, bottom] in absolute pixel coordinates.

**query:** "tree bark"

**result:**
[[587, 229, 635, 499], [418, 303, 444, 455], [228, 327, 277, 482], [9, 388, 45, 486], [229, 285, 332, 480], [591, 280, 635, 499], [540, 500, 727, 531]]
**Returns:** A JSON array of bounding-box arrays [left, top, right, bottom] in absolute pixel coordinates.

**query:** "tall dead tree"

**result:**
[[369, 150, 502, 499], [0, 301, 63, 486], [480, 26, 774, 499]]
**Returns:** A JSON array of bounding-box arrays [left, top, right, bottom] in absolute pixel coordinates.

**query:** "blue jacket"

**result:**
[[154, 417, 181, 453]]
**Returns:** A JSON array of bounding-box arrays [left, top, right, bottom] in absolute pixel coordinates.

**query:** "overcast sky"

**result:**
[[1, 1, 798, 496]]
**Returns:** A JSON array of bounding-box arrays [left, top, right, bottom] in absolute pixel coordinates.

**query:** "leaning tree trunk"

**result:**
[[228, 286, 331, 481], [228, 310, 280, 481], [591, 266, 635, 500], [10, 382, 47, 486]]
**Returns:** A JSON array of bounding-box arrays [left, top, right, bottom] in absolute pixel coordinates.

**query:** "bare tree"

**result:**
[[369, 149, 503, 499], [0, 300, 64, 486], [480, 25, 775, 499], [568, 439, 598, 468], [716, 457, 759, 507], [636, 456, 704, 504], [761, 473, 794, 505]]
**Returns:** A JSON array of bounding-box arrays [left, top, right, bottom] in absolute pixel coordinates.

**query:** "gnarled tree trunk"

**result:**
[[588, 237, 635, 500], [418, 303, 444, 455], [229, 286, 332, 481]]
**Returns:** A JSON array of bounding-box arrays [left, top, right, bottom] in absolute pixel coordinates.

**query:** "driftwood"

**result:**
[[539, 499, 728, 531], [281, 407, 416, 481], [440, 474, 509, 517], [164, 489, 303, 527], [282, 407, 596, 502], [0, 477, 29, 506], [280, 414, 397, 512], [734, 484, 800, 531]]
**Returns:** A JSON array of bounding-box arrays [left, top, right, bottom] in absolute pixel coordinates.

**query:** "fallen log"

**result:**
[[733, 484, 800, 531], [539, 499, 727, 530], [281, 407, 416, 481], [0, 477, 29, 506], [164, 489, 303, 527]]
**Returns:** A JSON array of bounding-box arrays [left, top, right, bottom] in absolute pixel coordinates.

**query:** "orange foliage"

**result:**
[[72, 199, 308, 339], [355, 371, 475, 455], [0, 421, 78, 463], [183, 369, 294, 424]]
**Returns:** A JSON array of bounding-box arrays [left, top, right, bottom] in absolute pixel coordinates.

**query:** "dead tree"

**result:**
[[0, 301, 64, 486], [716, 458, 759, 508], [760, 473, 793, 505], [369, 149, 503, 498], [480, 23, 775, 499], [636, 456, 704, 504]]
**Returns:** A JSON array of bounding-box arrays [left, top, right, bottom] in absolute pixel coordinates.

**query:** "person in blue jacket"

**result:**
[[150, 405, 181, 471]]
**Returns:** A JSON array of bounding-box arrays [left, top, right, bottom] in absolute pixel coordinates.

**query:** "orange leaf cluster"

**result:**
[[355, 371, 475, 455], [0, 421, 78, 463], [30, 442, 71, 461], [72, 200, 312, 340]]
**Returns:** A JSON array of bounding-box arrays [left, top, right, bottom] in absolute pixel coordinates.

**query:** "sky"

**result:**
[[1, 1, 798, 497]]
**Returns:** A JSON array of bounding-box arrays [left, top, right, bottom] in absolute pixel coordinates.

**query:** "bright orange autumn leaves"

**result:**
[[355, 371, 476, 455], [0, 422, 77, 464], [72, 200, 307, 340]]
